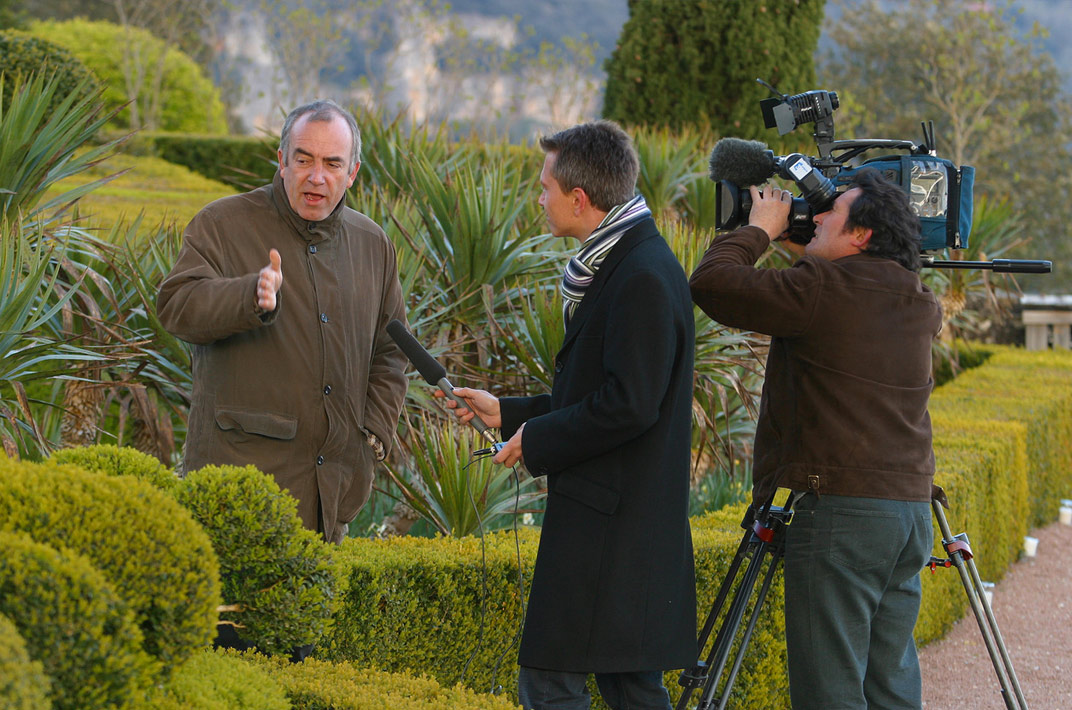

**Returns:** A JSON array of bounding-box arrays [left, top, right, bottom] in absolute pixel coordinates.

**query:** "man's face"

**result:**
[[278, 114, 359, 222], [538, 152, 579, 240], [807, 187, 863, 260]]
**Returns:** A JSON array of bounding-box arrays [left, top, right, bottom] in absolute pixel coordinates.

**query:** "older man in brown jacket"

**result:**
[[158, 100, 408, 544]]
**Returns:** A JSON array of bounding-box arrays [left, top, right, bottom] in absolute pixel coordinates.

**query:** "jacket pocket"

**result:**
[[554, 475, 620, 515], [214, 407, 298, 440]]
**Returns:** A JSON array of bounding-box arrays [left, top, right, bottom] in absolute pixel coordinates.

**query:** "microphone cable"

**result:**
[[487, 461, 526, 695], [459, 449, 490, 686], [456, 445, 527, 696]]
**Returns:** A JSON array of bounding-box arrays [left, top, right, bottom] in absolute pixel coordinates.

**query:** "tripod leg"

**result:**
[[676, 528, 757, 710], [693, 539, 771, 710], [931, 500, 1029, 710], [710, 545, 784, 710], [962, 543, 1029, 709]]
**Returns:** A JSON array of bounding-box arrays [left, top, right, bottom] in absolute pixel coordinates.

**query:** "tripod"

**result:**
[[676, 490, 1029, 710], [928, 491, 1028, 710], [676, 492, 802, 710]]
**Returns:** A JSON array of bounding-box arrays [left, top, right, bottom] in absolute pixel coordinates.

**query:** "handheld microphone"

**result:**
[[708, 137, 777, 186], [386, 319, 499, 445]]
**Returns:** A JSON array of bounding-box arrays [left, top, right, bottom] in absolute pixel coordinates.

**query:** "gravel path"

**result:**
[[919, 518, 1072, 709]]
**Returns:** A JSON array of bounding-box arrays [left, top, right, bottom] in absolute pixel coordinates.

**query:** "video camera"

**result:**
[[711, 80, 974, 252]]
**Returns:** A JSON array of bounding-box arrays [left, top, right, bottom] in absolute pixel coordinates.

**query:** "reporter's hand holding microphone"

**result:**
[[432, 387, 525, 468], [385, 320, 523, 468]]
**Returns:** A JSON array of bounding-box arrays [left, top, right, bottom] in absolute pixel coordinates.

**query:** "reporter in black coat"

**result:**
[[441, 121, 696, 710]]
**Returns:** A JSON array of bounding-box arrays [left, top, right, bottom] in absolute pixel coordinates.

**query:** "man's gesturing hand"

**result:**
[[256, 248, 283, 312]]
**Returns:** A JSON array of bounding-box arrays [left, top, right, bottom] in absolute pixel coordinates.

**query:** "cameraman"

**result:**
[[689, 169, 942, 709]]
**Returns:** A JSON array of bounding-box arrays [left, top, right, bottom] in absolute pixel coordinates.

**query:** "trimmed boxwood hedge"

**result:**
[[321, 346, 1072, 709], [0, 531, 151, 710], [0, 30, 100, 115], [51, 443, 179, 493], [243, 651, 524, 710], [0, 457, 219, 674], [131, 132, 278, 187], [174, 465, 339, 656], [130, 648, 290, 710], [324, 508, 789, 709], [929, 346, 1072, 526], [0, 612, 51, 710]]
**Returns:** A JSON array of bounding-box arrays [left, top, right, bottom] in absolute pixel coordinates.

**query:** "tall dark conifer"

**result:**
[[603, 0, 826, 138]]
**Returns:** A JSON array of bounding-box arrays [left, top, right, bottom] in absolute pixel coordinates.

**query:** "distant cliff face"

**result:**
[[211, 0, 624, 136]]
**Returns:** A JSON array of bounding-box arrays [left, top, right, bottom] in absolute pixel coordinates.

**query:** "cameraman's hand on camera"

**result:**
[[747, 184, 792, 244]]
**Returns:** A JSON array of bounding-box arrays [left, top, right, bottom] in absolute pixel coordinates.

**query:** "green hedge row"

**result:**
[[929, 346, 1072, 526], [3, 346, 1067, 709], [324, 346, 1072, 708], [131, 648, 523, 709], [322, 505, 788, 708], [124, 132, 278, 187]]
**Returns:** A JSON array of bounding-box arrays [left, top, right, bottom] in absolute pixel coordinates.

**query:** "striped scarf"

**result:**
[[561, 194, 651, 327]]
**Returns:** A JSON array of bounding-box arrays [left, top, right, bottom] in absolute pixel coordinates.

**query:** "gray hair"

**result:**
[[279, 100, 361, 172]]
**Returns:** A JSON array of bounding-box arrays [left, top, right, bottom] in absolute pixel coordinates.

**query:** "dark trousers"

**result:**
[[518, 666, 672, 710], [783, 493, 933, 710]]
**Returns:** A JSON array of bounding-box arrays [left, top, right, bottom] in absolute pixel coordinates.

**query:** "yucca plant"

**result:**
[[383, 413, 545, 538], [0, 72, 122, 224], [0, 227, 107, 457], [681, 167, 720, 230], [490, 279, 564, 392], [922, 195, 1028, 374], [388, 156, 562, 383], [352, 105, 458, 204], [661, 219, 768, 480], [39, 222, 192, 463], [633, 125, 708, 223]]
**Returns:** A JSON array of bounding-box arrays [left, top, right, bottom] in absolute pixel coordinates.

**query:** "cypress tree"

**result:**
[[603, 0, 826, 138]]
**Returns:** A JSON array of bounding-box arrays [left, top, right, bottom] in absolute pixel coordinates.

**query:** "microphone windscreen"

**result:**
[[708, 137, 776, 187], [386, 320, 447, 386]]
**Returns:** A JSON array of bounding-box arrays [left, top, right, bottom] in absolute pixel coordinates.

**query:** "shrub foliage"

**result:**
[[603, 0, 825, 136], [0, 612, 51, 710], [0, 457, 219, 673], [50, 442, 179, 492], [0, 29, 100, 115], [28, 18, 226, 134], [174, 465, 339, 655], [0, 531, 151, 710]]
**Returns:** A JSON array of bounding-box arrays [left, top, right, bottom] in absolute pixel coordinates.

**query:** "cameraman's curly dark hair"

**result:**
[[845, 168, 922, 271]]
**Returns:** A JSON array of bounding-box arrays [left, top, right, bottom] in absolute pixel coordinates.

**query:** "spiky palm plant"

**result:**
[[0, 227, 108, 457], [0, 73, 123, 224], [633, 125, 708, 223], [42, 222, 191, 464], [383, 413, 545, 538]]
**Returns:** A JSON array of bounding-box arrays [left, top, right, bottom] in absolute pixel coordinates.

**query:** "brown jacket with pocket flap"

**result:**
[[158, 171, 408, 543]]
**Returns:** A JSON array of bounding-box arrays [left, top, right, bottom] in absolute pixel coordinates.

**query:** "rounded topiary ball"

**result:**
[[175, 465, 339, 656], [0, 457, 219, 675], [0, 531, 150, 710], [50, 443, 179, 493], [0, 612, 51, 710], [0, 30, 100, 113]]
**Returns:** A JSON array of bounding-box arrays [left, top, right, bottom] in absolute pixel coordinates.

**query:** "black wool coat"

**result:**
[[500, 217, 697, 673]]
